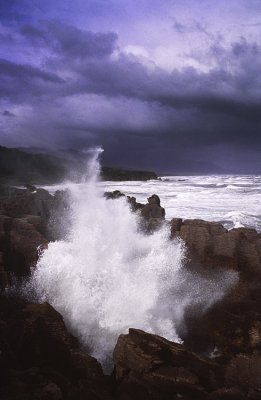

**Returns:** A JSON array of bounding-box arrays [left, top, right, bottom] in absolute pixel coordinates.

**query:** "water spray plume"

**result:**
[[80, 146, 104, 183], [29, 148, 237, 369]]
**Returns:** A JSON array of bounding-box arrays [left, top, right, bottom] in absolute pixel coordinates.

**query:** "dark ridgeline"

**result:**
[[101, 167, 157, 181], [0, 146, 157, 185]]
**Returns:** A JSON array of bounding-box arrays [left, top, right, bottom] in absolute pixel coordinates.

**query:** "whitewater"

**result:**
[[102, 175, 261, 232], [43, 175, 261, 232], [31, 149, 238, 369]]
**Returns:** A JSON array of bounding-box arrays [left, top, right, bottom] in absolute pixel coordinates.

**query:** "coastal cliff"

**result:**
[[0, 146, 157, 184], [0, 187, 260, 400]]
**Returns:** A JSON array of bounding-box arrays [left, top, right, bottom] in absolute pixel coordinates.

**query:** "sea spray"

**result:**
[[29, 147, 237, 368]]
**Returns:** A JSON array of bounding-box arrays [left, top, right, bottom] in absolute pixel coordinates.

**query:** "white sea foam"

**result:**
[[31, 149, 238, 368], [100, 175, 261, 231]]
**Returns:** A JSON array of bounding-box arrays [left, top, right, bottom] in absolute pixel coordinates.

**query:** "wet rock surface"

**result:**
[[104, 192, 165, 232], [0, 186, 71, 287], [170, 218, 261, 274], [113, 329, 261, 399], [0, 188, 260, 399], [113, 328, 223, 400], [0, 296, 113, 400]]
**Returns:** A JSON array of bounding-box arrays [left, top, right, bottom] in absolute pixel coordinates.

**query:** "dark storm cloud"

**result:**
[[2, 110, 15, 117], [19, 24, 48, 46], [62, 44, 261, 126], [20, 21, 118, 59], [0, 18, 260, 173], [172, 19, 212, 37], [0, 58, 63, 82], [0, 58, 64, 102]]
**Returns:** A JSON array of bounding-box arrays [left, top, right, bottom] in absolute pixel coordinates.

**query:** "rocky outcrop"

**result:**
[[113, 329, 261, 400], [141, 194, 165, 219], [104, 191, 145, 213], [0, 189, 260, 399], [104, 192, 165, 231], [0, 186, 70, 286], [0, 186, 53, 221], [113, 328, 223, 400], [0, 296, 113, 400], [104, 190, 126, 200], [169, 217, 261, 388], [0, 214, 47, 281], [170, 218, 261, 275], [140, 195, 165, 232]]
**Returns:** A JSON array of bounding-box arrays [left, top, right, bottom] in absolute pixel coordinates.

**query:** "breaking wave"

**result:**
[[29, 148, 237, 368]]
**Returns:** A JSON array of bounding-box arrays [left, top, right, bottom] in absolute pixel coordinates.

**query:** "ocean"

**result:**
[[102, 175, 261, 232], [32, 154, 240, 369], [44, 174, 261, 232]]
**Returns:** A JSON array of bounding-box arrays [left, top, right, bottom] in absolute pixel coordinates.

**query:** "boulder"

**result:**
[[141, 194, 165, 219], [113, 328, 223, 400], [140, 195, 165, 232], [104, 190, 126, 200]]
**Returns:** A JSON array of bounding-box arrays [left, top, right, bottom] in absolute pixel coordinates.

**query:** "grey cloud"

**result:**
[[2, 110, 15, 117], [0, 58, 64, 102], [20, 24, 49, 46], [173, 21, 188, 34], [242, 22, 261, 27], [66, 51, 261, 124], [20, 21, 118, 59], [0, 58, 64, 83], [231, 38, 259, 57], [47, 21, 117, 59], [173, 19, 213, 38], [1, 21, 260, 173]]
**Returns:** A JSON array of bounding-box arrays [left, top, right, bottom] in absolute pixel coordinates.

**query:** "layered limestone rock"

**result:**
[[0, 189, 260, 400], [170, 218, 261, 274], [0, 186, 70, 287], [113, 329, 261, 400], [113, 328, 223, 400]]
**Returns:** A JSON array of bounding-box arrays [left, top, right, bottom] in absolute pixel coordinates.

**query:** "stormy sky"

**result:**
[[0, 0, 261, 173]]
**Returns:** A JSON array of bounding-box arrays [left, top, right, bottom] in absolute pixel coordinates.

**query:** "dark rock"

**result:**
[[104, 190, 126, 200], [103, 191, 145, 214], [127, 196, 145, 212], [140, 195, 165, 232], [209, 387, 245, 400], [0, 186, 53, 220], [113, 328, 223, 400], [141, 195, 165, 220], [0, 187, 71, 285], [170, 218, 183, 234], [169, 217, 261, 374], [225, 354, 261, 399], [0, 296, 113, 400], [170, 218, 261, 274], [0, 215, 47, 280], [41, 382, 63, 400], [24, 184, 37, 192]]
